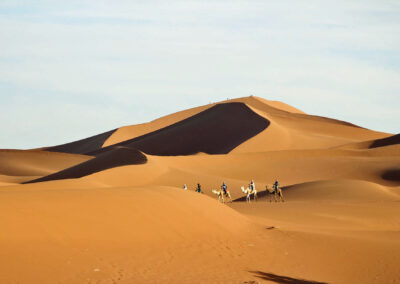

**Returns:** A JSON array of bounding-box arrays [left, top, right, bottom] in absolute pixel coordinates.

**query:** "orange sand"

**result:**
[[1, 96, 399, 283]]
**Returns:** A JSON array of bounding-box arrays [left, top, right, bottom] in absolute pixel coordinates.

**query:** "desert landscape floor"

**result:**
[[1, 182, 399, 284]]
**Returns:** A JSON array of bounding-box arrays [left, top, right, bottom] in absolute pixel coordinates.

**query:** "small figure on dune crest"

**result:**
[[211, 181, 232, 203], [195, 183, 203, 194], [241, 180, 257, 203], [183, 184, 187, 190]]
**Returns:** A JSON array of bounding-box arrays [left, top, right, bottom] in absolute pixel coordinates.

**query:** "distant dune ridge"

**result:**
[[1, 96, 399, 283]]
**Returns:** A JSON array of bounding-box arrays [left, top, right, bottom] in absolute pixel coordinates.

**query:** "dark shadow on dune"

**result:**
[[45, 129, 118, 154], [370, 134, 400, 149], [250, 271, 328, 284], [89, 102, 270, 156], [25, 147, 147, 183], [382, 168, 400, 182]]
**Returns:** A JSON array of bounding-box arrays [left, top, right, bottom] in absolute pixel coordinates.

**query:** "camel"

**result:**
[[275, 186, 284, 202], [265, 185, 284, 202], [241, 186, 257, 203], [211, 189, 232, 203]]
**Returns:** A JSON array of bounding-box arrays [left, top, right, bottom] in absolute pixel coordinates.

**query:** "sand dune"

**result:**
[[90, 102, 270, 156], [282, 179, 399, 201], [39, 96, 390, 155], [370, 133, 400, 148], [44, 129, 117, 154], [0, 149, 92, 185], [26, 147, 147, 183], [0, 185, 252, 283], [1, 96, 400, 283], [101, 96, 304, 147]]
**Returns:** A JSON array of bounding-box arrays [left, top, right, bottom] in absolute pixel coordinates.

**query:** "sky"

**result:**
[[0, 0, 399, 149]]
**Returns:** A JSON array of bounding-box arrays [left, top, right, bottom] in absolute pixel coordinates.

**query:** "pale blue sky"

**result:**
[[1, 0, 399, 149]]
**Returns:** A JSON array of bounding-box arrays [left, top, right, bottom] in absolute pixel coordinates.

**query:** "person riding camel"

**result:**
[[250, 179, 255, 191], [273, 180, 279, 192], [222, 181, 227, 195]]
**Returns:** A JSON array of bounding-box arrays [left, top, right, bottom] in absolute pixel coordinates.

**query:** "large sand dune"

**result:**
[[1, 96, 399, 283]]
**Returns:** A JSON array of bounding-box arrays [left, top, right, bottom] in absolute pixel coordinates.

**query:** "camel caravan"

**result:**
[[184, 179, 284, 204]]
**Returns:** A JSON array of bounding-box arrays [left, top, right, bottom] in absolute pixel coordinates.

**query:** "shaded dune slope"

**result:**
[[382, 168, 400, 182], [370, 133, 400, 148], [337, 133, 399, 150], [26, 147, 147, 183], [44, 129, 117, 154], [91, 103, 270, 156]]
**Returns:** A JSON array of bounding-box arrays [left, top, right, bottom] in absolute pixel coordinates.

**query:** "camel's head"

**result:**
[[241, 186, 245, 192]]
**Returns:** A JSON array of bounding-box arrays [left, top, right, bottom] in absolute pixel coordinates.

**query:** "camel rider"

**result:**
[[273, 180, 279, 191], [196, 183, 203, 193], [222, 181, 227, 195], [250, 180, 255, 191]]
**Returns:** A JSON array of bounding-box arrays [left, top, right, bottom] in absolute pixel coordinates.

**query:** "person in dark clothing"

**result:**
[[273, 180, 279, 192], [196, 183, 203, 193], [222, 181, 227, 195]]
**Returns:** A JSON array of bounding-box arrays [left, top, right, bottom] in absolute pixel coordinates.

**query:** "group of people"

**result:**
[[183, 179, 282, 198], [183, 183, 204, 193]]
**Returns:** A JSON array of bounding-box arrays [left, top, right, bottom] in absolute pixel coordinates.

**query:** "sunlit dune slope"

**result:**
[[26, 147, 147, 183], [0, 185, 251, 283], [230, 97, 390, 152], [282, 179, 399, 201]]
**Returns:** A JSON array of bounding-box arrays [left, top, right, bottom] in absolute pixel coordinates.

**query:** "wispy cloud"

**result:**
[[0, 0, 399, 148]]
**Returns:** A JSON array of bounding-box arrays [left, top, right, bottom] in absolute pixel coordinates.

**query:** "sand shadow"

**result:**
[[382, 168, 400, 182], [25, 146, 147, 183], [250, 271, 328, 284], [370, 133, 400, 149]]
